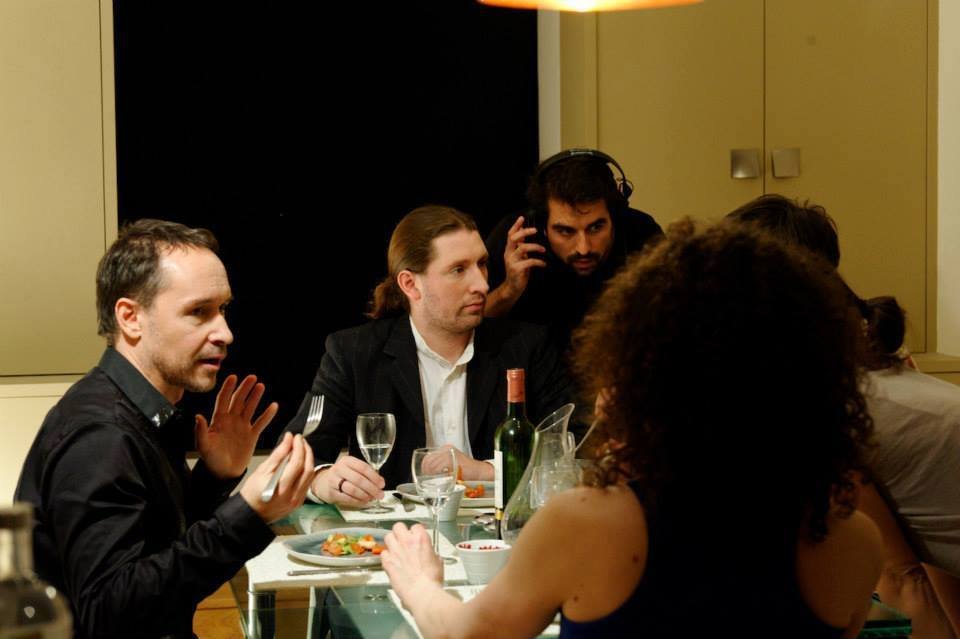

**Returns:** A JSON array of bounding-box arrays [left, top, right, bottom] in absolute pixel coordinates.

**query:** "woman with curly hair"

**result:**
[[382, 219, 882, 638]]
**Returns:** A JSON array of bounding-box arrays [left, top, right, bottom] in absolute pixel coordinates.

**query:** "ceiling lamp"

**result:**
[[478, 0, 702, 11]]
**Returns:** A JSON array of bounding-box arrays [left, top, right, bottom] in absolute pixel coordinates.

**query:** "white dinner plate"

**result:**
[[396, 481, 495, 508], [283, 527, 386, 567]]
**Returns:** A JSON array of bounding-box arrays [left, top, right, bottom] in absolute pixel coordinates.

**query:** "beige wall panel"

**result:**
[[595, 1, 764, 224], [939, 0, 960, 355], [0, 0, 107, 375], [0, 381, 75, 504], [765, 0, 928, 350], [559, 13, 599, 148]]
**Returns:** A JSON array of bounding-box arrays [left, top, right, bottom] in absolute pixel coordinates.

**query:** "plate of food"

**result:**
[[283, 527, 387, 567], [395, 481, 495, 508]]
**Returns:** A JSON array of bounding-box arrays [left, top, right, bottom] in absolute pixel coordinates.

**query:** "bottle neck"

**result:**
[[505, 400, 527, 421], [0, 528, 34, 580]]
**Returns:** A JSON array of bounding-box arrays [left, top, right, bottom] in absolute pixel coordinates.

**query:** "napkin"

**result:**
[[387, 587, 560, 638], [246, 532, 465, 591]]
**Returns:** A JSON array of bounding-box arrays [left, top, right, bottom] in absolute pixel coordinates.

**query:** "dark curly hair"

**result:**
[[572, 219, 873, 543], [527, 155, 627, 221]]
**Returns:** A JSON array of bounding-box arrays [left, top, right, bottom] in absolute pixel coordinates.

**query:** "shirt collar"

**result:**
[[409, 317, 474, 368], [99, 348, 179, 428]]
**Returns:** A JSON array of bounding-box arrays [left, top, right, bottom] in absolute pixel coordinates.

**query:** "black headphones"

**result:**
[[524, 148, 633, 272], [533, 148, 633, 202]]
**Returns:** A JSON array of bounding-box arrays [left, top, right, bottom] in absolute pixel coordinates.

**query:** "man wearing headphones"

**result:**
[[485, 149, 662, 349]]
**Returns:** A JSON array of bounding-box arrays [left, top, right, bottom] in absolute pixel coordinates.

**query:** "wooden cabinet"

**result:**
[[558, 0, 933, 350], [0, 0, 117, 376]]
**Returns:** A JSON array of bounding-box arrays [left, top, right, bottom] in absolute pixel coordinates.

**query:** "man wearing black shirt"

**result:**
[[14, 220, 316, 639], [485, 149, 662, 351]]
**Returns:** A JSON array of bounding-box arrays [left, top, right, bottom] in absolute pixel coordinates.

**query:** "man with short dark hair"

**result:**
[[15, 219, 316, 639], [286, 205, 571, 507], [485, 149, 662, 351]]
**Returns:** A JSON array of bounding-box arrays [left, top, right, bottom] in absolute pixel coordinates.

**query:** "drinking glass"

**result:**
[[411, 447, 457, 555], [356, 412, 396, 514]]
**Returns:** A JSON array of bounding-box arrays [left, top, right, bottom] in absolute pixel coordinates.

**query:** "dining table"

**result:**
[[228, 498, 912, 639]]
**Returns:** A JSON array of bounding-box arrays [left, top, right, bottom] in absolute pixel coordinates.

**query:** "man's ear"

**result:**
[[396, 270, 422, 303], [114, 297, 144, 343]]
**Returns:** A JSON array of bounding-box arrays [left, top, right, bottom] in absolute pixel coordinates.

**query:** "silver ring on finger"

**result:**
[[338, 477, 348, 493]]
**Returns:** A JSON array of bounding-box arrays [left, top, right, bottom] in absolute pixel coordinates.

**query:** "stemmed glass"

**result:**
[[356, 412, 396, 514], [411, 447, 457, 555]]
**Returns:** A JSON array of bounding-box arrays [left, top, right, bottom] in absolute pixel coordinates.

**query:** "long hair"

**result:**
[[367, 205, 478, 319], [573, 220, 873, 543]]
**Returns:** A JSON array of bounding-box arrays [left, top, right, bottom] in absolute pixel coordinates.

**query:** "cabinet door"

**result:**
[[765, 0, 928, 350], [596, 0, 765, 223], [0, 0, 110, 375]]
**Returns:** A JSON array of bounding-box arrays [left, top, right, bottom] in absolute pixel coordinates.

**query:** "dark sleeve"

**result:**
[[45, 425, 274, 639], [626, 207, 664, 247], [185, 460, 244, 523], [286, 331, 356, 464], [525, 327, 574, 427], [484, 214, 515, 290]]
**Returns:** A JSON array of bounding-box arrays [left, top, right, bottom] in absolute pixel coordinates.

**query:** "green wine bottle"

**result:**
[[494, 368, 535, 537]]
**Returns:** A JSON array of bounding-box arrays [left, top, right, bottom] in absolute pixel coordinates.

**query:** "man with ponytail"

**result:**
[[285, 205, 571, 507]]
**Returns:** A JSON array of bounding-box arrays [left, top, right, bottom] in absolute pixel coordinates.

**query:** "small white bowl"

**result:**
[[437, 484, 466, 521], [455, 539, 512, 584]]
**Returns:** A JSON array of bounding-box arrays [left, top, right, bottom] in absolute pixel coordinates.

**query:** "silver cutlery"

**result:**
[[261, 394, 324, 502]]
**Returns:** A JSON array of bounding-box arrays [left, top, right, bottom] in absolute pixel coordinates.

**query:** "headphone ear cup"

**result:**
[[619, 179, 633, 204]]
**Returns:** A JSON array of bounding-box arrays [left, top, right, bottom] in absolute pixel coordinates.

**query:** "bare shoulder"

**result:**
[[530, 484, 648, 561], [797, 510, 883, 629], [545, 484, 645, 527]]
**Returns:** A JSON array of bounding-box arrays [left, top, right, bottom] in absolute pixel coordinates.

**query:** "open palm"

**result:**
[[195, 374, 278, 479]]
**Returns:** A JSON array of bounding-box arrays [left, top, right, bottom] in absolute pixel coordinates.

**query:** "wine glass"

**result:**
[[411, 447, 457, 555], [356, 412, 396, 513]]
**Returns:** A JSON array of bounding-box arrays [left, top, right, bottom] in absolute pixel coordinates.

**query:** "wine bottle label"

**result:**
[[494, 450, 504, 509]]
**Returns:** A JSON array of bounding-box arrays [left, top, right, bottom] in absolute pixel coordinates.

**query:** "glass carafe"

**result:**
[[0, 503, 72, 638], [501, 403, 577, 544]]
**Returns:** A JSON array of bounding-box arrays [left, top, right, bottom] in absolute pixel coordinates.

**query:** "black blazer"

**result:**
[[286, 316, 572, 488]]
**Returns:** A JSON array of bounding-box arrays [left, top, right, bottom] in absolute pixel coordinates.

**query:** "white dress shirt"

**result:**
[[410, 317, 474, 456]]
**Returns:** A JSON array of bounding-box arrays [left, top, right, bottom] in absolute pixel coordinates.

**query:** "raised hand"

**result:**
[[501, 216, 547, 299], [195, 374, 279, 479]]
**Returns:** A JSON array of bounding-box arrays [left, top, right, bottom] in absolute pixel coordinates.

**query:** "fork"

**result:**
[[260, 394, 324, 502]]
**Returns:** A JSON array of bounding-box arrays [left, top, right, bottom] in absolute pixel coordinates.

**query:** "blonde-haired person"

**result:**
[[284, 205, 572, 506]]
